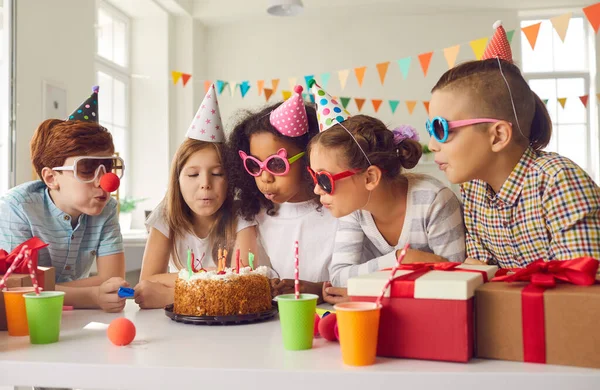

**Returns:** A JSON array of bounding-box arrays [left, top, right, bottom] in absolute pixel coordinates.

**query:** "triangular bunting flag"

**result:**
[[204, 80, 212, 93], [339, 69, 350, 90], [309, 94, 315, 104], [584, 3, 600, 33], [355, 98, 366, 112], [172, 71, 182, 85], [389, 100, 400, 114], [522, 22, 542, 50], [340, 97, 351, 109], [397, 57, 411, 80], [271, 79, 280, 94], [181, 73, 192, 87], [406, 101, 417, 114], [470, 37, 489, 60], [443, 45, 461, 69], [558, 97, 567, 108], [304, 75, 314, 90], [320, 73, 331, 89], [376, 62, 390, 85], [506, 30, 515, 44], [354, 66, 367, 87], [257, 80, 265, 96], [550, 12, 572, 42], [282, 90, 292, 100], [288, 78, 297, 90], [240, 81, 251, 98], [371, 99, 383, 113], [216, 80, 228, 95], [230, 82, 237, 97], [543, 99, 549, 105], [418, 52, 434, 77], [423, 101, 430, 114], [580, 95, 589, 108], [264, 88, 274, 102]]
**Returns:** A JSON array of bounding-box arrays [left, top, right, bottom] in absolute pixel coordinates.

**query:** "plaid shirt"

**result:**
[[461, 147, 600, 268]]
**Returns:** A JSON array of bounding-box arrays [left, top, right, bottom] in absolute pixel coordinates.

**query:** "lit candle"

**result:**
[[235, 249, 240, 273], [223, 249, 228, 271]]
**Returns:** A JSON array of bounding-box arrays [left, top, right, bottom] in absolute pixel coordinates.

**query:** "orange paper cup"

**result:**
[[3, 287, 40, 336], [334, 301, 381, 366]]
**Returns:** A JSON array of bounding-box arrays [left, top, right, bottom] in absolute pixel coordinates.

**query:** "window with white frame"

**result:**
[[521, 15, 599, 183], [96, 1, 130, 195]]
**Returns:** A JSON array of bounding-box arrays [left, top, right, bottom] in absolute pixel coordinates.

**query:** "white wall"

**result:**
[[15, 0, 95, 185], [200, 8, 520, 187], [204, 10, 520, 134]]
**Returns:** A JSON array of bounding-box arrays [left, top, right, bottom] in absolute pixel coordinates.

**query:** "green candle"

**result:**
[[248, 251, 255, 270], [186, 248, 192, 277]]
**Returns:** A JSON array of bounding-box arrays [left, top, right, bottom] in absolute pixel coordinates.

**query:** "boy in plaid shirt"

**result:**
[[425, 22, 600, 268]]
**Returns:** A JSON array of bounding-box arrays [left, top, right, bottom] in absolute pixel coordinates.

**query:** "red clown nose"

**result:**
[[100, 172, 120, 193]]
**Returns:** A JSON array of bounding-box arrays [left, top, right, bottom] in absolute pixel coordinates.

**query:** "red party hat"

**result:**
[[482, 20, 513, 63]]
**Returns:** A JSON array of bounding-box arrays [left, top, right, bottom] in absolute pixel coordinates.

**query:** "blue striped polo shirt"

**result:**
[[0, 181, 123, 283]]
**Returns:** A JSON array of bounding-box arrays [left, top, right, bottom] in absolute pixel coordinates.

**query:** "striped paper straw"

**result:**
[[375, 244, 410, 307], [0, 245, 28, 291], [25, 249, 40, 295], [294, 241, 299, 300]]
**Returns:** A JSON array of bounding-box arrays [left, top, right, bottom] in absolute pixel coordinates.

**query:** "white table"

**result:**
[[1, 301, 599, 390]]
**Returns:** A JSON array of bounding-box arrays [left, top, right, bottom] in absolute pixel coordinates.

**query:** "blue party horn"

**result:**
[[118, 286, 135, 299]]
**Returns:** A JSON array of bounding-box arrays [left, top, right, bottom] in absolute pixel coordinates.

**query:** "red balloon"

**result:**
[[107, 318, 136, 346], [100, 173, 120, 193], [314, 313, 320, 337]]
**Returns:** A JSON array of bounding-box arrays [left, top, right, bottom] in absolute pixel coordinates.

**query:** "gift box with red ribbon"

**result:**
[[0, 237, 56, 331], [475, 257, 600, 369], [347, 262, 498, 362]]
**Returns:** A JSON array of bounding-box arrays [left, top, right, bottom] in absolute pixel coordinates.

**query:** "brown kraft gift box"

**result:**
[[0, 266, 56, 331], [476, 280, 600, 369]]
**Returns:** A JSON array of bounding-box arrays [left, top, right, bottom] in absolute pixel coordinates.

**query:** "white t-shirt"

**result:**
[[255, 199, 338, 282], [146, 206, 256, 272]]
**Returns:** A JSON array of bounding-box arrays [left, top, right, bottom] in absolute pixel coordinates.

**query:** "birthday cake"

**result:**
[[174, 266, 272, 316]]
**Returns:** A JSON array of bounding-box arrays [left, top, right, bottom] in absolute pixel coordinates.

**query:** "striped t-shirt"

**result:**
[[0, 181, 123, 283], [330, 174, 466, 287]]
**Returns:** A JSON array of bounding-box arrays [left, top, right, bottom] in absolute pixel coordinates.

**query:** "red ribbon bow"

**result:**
[[0, 237, 48, 274], [386, 262, 490, 298], [492, 257, 599, 364], [493, 257, 598, 287]]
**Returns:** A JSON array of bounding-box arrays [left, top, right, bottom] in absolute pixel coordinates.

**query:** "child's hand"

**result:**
[[271, 279, 324, 303], [397, 249, 446, 264], [95, 277, 129, 313], [134, 280, 173, 309], [322, 281, 349, 305], [464, 258, 487, 265]]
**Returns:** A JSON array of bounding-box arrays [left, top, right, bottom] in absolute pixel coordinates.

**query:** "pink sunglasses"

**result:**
[[238, 148, 305, 177]]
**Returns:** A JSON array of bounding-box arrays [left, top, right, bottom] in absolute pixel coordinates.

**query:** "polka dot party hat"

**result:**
[[186, 83, 225, 142], [308, 79, 351, 132], [269, 85, 309, 137], [68, 86, 99, 122], [482, 20, 513, 63]]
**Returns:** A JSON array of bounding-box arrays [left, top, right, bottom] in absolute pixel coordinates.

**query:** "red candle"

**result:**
[[235, 249, 240, 273]]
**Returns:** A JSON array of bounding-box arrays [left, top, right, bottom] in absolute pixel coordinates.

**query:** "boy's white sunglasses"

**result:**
[[53, 156, 125, 184]]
